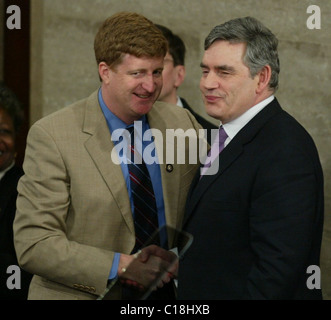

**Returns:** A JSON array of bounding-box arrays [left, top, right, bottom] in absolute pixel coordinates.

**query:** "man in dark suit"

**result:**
[[177, 17, 324, 300], [156, 24, 217, 144]]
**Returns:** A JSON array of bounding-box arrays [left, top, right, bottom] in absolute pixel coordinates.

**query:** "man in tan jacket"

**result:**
[[13, 12, 203, 300]]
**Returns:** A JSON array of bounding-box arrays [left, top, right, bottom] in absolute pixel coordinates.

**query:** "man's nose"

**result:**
[[141, 75, 156, 92], [201, 72, 219, 90]]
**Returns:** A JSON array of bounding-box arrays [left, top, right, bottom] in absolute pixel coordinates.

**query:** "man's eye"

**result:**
[[153, 70, 163, 77]]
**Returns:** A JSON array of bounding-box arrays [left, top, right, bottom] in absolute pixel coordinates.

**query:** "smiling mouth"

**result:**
[[205, 95, 223, 102], [134, 93, 153, 99]]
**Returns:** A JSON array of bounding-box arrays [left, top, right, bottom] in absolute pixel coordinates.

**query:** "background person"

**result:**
[[155, 24, 217, 144], [0, 83, 32, 299]]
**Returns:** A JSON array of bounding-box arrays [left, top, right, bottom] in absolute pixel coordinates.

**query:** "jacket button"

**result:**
[[166, 164, 173, 172]]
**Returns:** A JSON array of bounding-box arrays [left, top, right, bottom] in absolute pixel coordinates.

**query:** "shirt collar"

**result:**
[[176, 96, 184, 108], [222, 95, 274, 140]]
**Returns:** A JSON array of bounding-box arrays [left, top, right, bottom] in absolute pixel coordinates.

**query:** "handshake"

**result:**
[[118, 245, 178, 293]]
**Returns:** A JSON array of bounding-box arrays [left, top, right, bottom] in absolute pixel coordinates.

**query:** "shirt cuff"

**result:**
[[109, 252, 120, 280]]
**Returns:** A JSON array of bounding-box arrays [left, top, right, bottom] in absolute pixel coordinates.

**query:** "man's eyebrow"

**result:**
[[216, 65, 236, 73], [200, 63, 235, 73], [127, 67, 164, 73]]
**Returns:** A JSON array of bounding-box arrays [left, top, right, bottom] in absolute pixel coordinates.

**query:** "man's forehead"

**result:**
[[112, 53, 164, 71], [201, 41, 247, 65]]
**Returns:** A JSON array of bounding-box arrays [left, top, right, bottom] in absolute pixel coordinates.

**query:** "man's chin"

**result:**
[[134, 103, 155, 116]]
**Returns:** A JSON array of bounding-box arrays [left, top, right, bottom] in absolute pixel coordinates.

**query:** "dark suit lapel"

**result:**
[[185, 142, 243, 216], [184, 98, 283, 222]]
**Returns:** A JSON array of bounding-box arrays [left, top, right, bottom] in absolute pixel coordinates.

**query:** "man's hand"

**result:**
[[118, 245, 178, 291]]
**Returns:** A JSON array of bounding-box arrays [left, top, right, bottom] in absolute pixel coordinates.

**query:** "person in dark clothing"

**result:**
[[156, 24, 217, 144], [0, 83, 32, 299]]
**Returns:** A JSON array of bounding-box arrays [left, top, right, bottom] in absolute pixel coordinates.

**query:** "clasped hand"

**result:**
[[118, 245, 178, 291]]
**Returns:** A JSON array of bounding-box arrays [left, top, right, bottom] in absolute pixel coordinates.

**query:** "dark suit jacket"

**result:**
[[178, 98, 324, 300], [0, 165, 32, 299], [180, 97, 217, 145]]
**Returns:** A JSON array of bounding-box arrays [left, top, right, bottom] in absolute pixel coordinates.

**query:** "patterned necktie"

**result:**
[[127, 126, 159, 253], [200, 126, 228, 177]]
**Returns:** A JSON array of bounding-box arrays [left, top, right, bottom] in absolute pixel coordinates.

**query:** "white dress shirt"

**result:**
[[222, 95, 275, 147]]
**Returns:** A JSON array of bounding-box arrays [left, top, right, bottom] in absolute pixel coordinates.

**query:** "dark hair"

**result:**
[[155, 24, 186, 66], [205, 17, 280, 91], [0, 83, 24, 133]]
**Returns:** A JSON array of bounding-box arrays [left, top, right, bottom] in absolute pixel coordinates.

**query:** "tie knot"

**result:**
[[127, 126, 134, 136], [218, 126, 228, 147], [126, 126, 135, 146]]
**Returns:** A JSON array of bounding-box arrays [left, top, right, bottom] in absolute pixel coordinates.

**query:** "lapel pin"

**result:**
[[166, 164, 173, 173]]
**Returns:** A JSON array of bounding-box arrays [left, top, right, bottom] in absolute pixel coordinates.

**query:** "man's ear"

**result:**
[[256, 65, 272, 94], [174, 65, 186, 88], [98, 62, 111, 84]]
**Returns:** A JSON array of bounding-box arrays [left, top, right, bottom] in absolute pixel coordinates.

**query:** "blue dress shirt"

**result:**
[[98, 89, 166, 279]]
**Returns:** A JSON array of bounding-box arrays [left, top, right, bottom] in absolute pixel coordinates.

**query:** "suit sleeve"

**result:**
[[13, 123, 114, 296], [244, 138, 323, 299]]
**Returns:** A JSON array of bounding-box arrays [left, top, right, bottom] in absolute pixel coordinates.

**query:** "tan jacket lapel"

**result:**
[[82, 91, 134, 234], [147, 104, 180, 230]]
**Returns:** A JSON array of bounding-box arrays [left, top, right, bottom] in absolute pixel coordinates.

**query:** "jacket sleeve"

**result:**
[[244, 137, 323, 299], [13, 123, 114, 296]]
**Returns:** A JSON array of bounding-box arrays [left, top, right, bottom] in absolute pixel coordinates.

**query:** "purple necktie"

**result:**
[[200, 126, 228, 177]]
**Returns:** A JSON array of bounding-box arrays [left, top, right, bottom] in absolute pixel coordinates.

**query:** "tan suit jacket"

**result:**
[[13, 90, 203, 300]]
